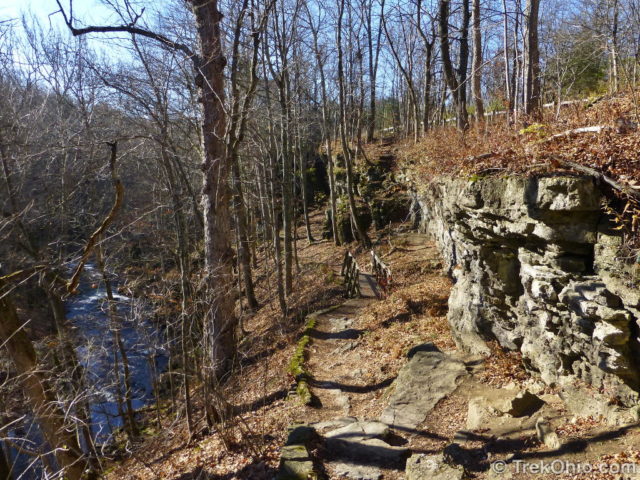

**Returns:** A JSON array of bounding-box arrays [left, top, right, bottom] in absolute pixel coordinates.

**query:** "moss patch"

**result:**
[[287, 305, 343, 406], [287, 315, 316, 405]]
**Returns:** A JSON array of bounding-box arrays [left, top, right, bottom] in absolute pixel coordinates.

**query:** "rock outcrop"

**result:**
[[409, 174, 640, 406]]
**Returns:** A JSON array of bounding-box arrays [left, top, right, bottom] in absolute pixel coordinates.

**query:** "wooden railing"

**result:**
[[341, 251, 361, 298], [370, 250, 393, 297]]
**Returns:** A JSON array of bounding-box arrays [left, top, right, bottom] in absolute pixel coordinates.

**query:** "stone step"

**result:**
[[380, 343, 468, 430]]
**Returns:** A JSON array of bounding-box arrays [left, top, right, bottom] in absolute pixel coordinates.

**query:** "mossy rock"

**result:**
[[277, 445, 317, 480], [335, 202, 372, 244], [287, 316, 318, 406], [371, 195, 411, 230]]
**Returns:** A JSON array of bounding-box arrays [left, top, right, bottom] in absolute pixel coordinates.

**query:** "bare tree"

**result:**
[[56, 0, 237, 381], [0, 277, 92, 480], [439, 0, 470, 130], [336, 0, 371, 248], [471, 0, 485, 120], [523, 0, 541, 118]]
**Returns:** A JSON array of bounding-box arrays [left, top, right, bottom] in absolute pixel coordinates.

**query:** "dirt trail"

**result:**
[[305, 272, 378, 411], [286, 233, 442, 479], [281, 228, 640, 480]]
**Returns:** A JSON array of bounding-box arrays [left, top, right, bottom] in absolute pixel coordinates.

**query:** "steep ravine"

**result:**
[[405, 173, 640, 409]]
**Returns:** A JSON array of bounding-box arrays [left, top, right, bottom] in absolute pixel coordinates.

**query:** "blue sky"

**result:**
[[0, 1, 164, 62], [0, 0, 115, 27]]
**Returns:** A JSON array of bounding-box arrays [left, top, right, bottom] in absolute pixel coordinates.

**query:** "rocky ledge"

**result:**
[[410, 174, 640, 406]]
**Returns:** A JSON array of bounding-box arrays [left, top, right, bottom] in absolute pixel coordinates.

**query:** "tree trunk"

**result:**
[[337, 0, 371, 248], [190, 0, 237, 377], [0, 282, 89, 480], [365, 0, 382, 142], [382, 1, 420, 141], [502, 0, 512, 121], [42, 278, 98, 465], [471, 0, 485, 121], [609, 0, 619, 93], [439, 0, 469, 130], [416, 0, 434, 133], [512, 0, 521, 117], [523, 0, 541, 118], [231, 157, 259, 310], [422, 46, 433, 132], [0, 441, 11, 480], [299, 147, 314, 244], [159, 141, 192, 305], [276, 76, 294, 296], [261, 56, 288, 314], [307, 7, 340, 245], [96, 243, 139, 440], [457, 0, 471, 127], [269, 153, 287, 314]]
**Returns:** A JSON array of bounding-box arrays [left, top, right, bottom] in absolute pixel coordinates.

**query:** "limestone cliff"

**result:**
[[408, 174, 640, 405]]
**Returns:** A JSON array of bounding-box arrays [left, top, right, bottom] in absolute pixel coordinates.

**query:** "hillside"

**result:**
[[4, 1, 640, 479], [98, 93, 640, 480]]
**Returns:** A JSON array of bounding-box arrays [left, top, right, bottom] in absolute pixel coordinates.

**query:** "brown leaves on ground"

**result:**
[[104, 211, 345, 480], [478, 341, 529, 388], [556, 415, 604, 438], [360, 279, 454, 354]]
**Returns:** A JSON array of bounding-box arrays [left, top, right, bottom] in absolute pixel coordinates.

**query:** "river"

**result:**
[[4, 264, 168, 479]]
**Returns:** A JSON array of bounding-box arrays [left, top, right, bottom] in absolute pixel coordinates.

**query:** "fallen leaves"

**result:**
[[478, 341, 529, 388]]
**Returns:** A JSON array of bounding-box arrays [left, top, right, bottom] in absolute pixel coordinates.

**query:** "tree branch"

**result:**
[[54, 0, 201, 68], [67, 142, 124, 294]]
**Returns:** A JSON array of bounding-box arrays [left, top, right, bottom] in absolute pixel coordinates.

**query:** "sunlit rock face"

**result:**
[[409, 174, 640, 406]]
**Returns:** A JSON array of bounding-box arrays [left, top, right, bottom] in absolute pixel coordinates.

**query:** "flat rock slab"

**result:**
[[330, 316, 354, 331], [380, 346, 467, 429], [313, 417, 357, 432], [277, 445, 315, 480], [406, 453, 466, 480], [325, 421, 389, 440], [380, 344, 468, 429]]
